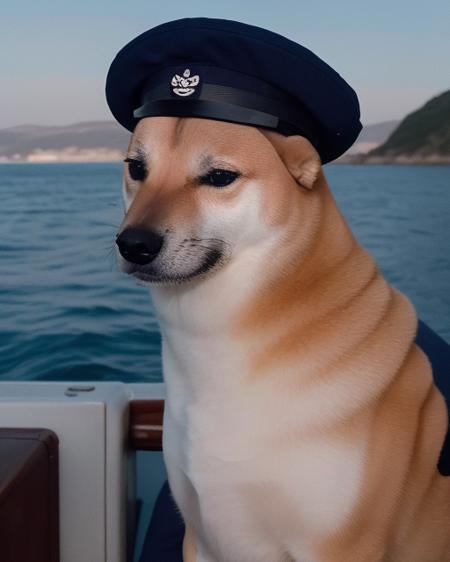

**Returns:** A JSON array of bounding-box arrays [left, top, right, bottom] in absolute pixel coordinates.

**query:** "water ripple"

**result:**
[[0, 162, 448, 382]]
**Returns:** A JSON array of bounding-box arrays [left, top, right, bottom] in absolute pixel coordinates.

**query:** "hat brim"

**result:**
[[105, 18, 362, 163]]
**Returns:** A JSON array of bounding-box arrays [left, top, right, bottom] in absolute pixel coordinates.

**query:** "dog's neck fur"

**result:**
[[150, 171, 358, 334], [149, 169, 395, 359], [148, 169, 417, 427], [149, 170, 450, 560]]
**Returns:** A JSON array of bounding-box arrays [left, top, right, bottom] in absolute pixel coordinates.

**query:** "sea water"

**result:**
[[0, 163, 448, 382]]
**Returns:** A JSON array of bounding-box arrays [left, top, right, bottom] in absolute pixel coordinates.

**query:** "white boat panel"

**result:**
[[0, 382, 131, 562]]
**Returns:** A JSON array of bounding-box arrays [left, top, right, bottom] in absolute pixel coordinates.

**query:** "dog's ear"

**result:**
[[261, 131, 321, 190]]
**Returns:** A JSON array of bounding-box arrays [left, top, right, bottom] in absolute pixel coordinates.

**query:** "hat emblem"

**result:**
[[171, 68, 200, 96]]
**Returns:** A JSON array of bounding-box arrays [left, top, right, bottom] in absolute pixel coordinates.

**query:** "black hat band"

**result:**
[[106, 19, 363, 163], [133, 67, 320, 149]]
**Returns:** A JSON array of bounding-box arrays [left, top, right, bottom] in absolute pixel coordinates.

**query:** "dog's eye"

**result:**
[[200, 169, 240, 188], [124, 158, 147, 182]]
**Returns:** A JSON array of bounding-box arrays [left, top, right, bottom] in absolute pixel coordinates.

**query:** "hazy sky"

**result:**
[[1, 0, 449, 128]]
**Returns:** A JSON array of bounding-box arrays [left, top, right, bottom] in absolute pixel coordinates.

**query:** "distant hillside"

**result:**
[[363, 90, 450, 164], [344, 120, 399, 156], [2, 99, 448, 164], [0, 121, 129, 162], [0, 121, 399, 162], [0, 118, 401, 163]]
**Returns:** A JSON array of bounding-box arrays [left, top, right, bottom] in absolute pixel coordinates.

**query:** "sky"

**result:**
[[1, 0, 449, 129]]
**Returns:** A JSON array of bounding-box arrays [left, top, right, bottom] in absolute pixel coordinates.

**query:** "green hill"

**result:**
[[365, 89, 450, 163]]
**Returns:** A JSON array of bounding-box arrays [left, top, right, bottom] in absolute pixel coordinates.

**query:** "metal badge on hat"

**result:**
[[171, 69, 200, 97]]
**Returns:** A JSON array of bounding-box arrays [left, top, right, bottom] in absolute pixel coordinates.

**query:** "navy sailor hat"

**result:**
[[105, 17, 362, 163]]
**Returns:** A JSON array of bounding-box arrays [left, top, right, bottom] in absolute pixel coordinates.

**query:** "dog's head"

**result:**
[[116, 116, 322, 285]]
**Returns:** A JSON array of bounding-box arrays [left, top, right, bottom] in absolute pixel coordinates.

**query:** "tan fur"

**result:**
[[230, 137, 450, 560], [119, 116, 450, 561], [183, 523, 198, 562], [261, 131, 322, 190], [120, 117, 304, 233]]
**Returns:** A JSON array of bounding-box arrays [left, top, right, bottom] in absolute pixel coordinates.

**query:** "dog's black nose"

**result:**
[[116, 227, 164, 265]]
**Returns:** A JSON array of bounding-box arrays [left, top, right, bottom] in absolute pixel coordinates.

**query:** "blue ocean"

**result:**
[[0, 163, 449, 382]]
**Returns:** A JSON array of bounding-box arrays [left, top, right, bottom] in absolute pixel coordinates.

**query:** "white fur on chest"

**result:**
[[157, 320, 366, 561], [147, 184, 365, 559]]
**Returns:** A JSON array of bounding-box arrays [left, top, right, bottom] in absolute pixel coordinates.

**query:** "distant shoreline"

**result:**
[[337, 154, 450, 165], [0, 146, 125, 165], [2, 116, 449, 166], [334, 159, 450, 166], [1, 158, 449, 166], [0, 159, 123, 164]]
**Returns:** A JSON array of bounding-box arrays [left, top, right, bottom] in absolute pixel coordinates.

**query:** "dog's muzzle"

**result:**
[[116, 227, 164, 265]]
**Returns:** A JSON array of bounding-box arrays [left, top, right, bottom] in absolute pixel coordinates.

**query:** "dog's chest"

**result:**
[[160, 331, 366, 558]]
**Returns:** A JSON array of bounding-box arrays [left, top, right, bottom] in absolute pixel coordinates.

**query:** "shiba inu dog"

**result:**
[[116, 116, 450, 562]]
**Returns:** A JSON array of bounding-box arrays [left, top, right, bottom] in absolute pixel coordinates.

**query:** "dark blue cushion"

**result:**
[[415, 320, 450, 475], [139, 481, 184, 562], [139, 320, 450, 561]]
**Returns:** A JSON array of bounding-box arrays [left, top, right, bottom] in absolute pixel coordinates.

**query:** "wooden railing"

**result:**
[[0, 400, 165, 562], [129, 399, 164, 451]]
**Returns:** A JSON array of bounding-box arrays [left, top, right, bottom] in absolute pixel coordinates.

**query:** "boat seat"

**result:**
[[139, 319, 450, 562]]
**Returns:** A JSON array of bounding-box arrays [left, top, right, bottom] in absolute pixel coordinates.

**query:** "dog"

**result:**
[[116, 115, 450, 561]]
